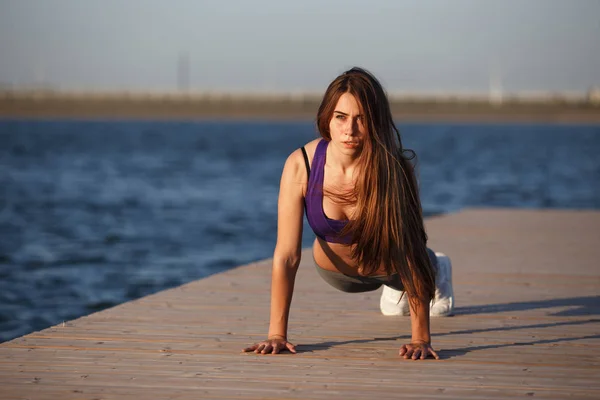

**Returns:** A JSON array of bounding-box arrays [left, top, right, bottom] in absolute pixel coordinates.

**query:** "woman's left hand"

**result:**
[[399, 341, 440, 360]]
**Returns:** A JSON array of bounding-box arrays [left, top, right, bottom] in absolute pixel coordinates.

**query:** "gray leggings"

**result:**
[[314, 248, 437, 293]]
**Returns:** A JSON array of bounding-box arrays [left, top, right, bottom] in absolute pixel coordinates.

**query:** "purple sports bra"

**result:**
[[302, 139, 352, 244]]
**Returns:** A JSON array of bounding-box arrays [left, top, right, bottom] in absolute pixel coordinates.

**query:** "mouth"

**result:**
[[343, 141, 359, 147]]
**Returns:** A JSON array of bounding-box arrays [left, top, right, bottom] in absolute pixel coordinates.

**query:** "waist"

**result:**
[[312, 237, 389, 276]]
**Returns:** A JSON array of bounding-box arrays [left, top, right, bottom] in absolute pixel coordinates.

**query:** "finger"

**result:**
[[412, 349, 421, 360], [261, 344, 273, 354], [403, 348, 413, 359], [271, 344, 279, 354], [286, 342, 297, 354], [242, 345, 257, 353], [429, 348, 440, 360], [399, 345, 407, 356], [254, 344, 265, 354], [420, 348, 427, 360]]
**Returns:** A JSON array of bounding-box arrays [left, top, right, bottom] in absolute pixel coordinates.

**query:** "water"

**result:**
[[1, 119, 599, 342]]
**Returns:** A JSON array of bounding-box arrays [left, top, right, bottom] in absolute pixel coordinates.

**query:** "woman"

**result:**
[[243, 67, 454, 360]]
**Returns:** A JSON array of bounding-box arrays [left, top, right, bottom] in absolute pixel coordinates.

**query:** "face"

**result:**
[[328, 92, 367, 153]]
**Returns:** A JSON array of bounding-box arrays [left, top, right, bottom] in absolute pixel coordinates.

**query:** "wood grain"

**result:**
[[1, 208, 599, 400]]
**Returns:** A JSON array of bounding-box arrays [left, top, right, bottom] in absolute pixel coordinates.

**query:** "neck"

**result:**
[[327, 142, 361, 175]]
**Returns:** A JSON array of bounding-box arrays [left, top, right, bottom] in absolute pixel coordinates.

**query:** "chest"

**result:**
[[322, 167, 356, 221]]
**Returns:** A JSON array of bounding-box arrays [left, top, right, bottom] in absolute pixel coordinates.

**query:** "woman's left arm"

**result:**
[[399, 298, 440, 360]]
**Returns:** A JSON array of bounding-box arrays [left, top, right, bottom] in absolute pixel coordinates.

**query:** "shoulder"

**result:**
[[281, 138, 322, 188], [301, 138, 323, 165], [283, 138, 321, 170]]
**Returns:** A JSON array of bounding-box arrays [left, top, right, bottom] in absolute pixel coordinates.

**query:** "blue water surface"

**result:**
[[0, 119, 599, 342]]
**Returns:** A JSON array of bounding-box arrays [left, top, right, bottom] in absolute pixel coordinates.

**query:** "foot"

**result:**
[[380, 284, 410, 316], [379, 252, 454, 317], [430, 252, 454, 316]]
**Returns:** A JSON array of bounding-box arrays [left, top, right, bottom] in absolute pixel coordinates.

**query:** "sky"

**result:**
[[1, 0, 599, 95]]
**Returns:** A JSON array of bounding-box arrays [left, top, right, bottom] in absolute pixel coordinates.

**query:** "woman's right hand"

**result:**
[[242, 336, 297, 355]]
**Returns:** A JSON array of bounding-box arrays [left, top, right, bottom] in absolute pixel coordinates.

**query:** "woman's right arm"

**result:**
[[243, 150, 306, 354]]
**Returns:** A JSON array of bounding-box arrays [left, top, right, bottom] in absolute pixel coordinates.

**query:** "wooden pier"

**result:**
[[1, 208, 599, 399]]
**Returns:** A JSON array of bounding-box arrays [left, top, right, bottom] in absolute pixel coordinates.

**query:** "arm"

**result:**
[[409, 297, 431, 344], [268, 150, 305, 340], [243, 150, 306, 354], [399, 297, 440, 360]]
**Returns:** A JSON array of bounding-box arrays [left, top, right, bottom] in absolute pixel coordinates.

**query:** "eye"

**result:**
[[336, 115, 346, 120]]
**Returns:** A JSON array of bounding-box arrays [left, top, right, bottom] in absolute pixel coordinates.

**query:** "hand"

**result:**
[[399, 341, 440, 360], [242, 336, 297, 355]]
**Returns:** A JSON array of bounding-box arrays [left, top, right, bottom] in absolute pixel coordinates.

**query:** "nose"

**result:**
[[343, 118, 359, 136]]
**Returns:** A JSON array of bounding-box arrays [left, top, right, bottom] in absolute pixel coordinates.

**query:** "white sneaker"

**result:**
[[379, 252, 454, 317], [380, 284, 410, 316], [430, 252, 454, 317]]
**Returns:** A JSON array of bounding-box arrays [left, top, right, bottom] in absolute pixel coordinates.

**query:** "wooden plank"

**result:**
[[1, 208, 600, 400]]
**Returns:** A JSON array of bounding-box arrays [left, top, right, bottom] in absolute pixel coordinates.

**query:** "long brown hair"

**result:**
[[317, 67, 435, 307]]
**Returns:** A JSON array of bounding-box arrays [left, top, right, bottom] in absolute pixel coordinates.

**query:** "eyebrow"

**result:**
[[333, 110, 363, 117]]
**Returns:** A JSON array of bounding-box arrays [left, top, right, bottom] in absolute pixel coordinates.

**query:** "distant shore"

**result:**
[[1, 90, 599, 123]]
